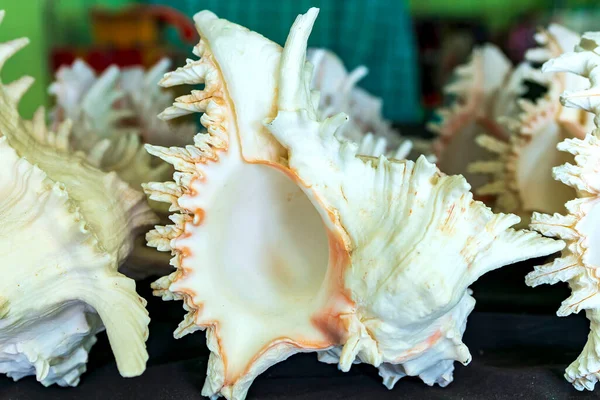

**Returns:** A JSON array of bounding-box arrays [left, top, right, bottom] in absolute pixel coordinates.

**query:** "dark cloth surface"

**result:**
[[1, 266, 600, 400]]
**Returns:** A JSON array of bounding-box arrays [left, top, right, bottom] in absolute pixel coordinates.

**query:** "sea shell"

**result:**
[[308, 49, 399, 143], [526, 32, 600, 391], [143, 8, 563, 400], [49, 59, 198, 278], [468, 25, 592, 224], [49, 58, 196, 190], [429, 44, 521, 190], [0, 11, 152, 386]]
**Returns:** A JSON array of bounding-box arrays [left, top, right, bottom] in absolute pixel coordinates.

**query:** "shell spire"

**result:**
[[526, 32, 600, 391], [146, 8, 563, 400], [0, 10, 151, 386]]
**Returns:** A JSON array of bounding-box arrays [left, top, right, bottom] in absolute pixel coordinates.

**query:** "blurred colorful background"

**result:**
[[1, 0, 598, 121]]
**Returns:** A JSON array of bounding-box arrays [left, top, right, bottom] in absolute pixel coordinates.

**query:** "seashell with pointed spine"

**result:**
[[0, 11, 152, 386], [429, 44, 530, 190], [468, 25, 593, 225], [49, 59, 198, 278], [144, 8, 563, 400], [119, 59, 197, 148], [49, 58, 196, 191], [526, 32, 600, 391]]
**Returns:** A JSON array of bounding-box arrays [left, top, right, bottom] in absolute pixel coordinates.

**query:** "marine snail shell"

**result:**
[[49, 59, 199, 278], [307, 49, 402, 147], [144, 8, 563, 400], [468, 25, 592, 224], [0, 10, 152, 386], [48, 59, 181, 190], [118, 59, 197, 148], [429, 44, 520, 190], [526, 32, 600, 391]]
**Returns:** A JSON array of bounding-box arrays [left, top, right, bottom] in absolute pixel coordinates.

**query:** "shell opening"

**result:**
[[171, 152, 342, 385], [195, 162, 330, 313]]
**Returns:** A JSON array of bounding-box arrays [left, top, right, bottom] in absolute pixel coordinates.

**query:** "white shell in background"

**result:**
[[144, 9, 563, 400], [0, 10, 152, 386], [468, 25, 592, 224], [429, 44, 522, 190], [49, 59, 199, 278], [49, 59, 186, 190], [307, 48, 433, 162]]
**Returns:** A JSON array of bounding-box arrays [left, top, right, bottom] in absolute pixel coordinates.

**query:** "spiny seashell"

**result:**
[[307, 49, 435, 163], [468, 25, 592, 224], [49, 58, 197, 188], [526, 32, 600, 391], [143, 8, 563, 400], [308, 49, 435, 163], [429, 44, 523, 190], [0, 10, 152, 386], [49, 59, 194, 278], [49, 60, 171, 189]]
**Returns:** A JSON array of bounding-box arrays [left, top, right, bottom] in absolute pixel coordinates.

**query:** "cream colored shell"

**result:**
[[49, 58, 197, 191], [144, 8, 563, 400], [0, 10, 152, 386], [49, 59, 199, 277], [307, 49, 401, 146], [526, 32, 600, 391], [429, 44, 526, 190], [468, 25, 593, 224]]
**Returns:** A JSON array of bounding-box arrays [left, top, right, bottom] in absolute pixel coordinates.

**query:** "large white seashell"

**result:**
[[468, 25, 593, 224], [0, 11, 152, 386], [526, 32, 600, 391], [144, 8, 563, 400]]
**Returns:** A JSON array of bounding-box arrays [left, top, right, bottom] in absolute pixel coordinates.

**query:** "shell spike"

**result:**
[[566, 309, 600, 390], [159, 59, 209, 87], [0, 37, 29, 73], [74, 272, 150, 377], [145, 57, 171, 88], [5, 75, 34, 105], [278, 7, 319, 115]]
